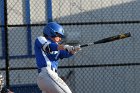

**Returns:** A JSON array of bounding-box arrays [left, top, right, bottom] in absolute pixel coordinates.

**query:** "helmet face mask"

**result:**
[[43, 22, 65, 38], [53, 32, 64, 38]]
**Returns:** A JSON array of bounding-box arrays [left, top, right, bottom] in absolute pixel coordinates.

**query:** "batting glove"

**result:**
[[64, 45, 74, 52], [74, 45, 81, 51]]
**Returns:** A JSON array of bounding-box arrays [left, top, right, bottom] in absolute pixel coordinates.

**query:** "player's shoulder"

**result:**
[[35, 36, 50, 44], [36, 36, 46, 41], [37, 36, 45, 39]]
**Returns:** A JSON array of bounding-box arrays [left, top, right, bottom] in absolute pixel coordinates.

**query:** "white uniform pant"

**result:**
[[37, 67, 72, 93]]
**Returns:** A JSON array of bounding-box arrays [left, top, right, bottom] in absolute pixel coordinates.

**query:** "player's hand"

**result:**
[[64, 45, 81, 54], [74, 45, 81, 51], [58, 44, 65, 50], [64, 45, 74, 52], [70, 45, 81, 54]]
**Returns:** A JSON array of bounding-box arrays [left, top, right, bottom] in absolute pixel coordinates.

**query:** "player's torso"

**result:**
[[34, 36, 59, 69]]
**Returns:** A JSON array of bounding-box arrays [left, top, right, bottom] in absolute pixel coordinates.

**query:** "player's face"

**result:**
[[52, 36, 62, 43], [52, 33, 63, 43]]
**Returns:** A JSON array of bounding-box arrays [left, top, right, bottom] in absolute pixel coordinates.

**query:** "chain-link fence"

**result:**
[[0, 0, 140, 93]]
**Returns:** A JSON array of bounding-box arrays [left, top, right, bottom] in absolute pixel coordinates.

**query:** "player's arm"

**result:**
[[35, 37, 81, 53], [35, 36, 48, 49], [42, 44, 73, 53], [63, 45, 81, 54], [59, 50, 73, 59], [58, 45, 81, 58], [35, 36, 61, 52]]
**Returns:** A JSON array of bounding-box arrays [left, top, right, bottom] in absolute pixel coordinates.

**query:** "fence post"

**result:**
[[25, 0, 32, 55], [47, 0, 53, 22], [4, 0, 10, 89]]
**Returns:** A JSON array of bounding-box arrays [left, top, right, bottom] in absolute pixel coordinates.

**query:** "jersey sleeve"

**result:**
[[35, 36, 48, 48], [35, 36, 58, 51], [49, 43, 58, 51], [59, 50, 73, 59]]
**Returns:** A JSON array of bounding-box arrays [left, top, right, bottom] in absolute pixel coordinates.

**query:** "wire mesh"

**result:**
[[0, 0, 140, 93]]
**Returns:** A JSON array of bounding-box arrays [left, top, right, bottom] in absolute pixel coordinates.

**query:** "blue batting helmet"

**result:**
[[43, 22, 64, 38]]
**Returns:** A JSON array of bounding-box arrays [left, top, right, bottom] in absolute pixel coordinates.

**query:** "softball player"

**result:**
[[34, 22, 81, 93]]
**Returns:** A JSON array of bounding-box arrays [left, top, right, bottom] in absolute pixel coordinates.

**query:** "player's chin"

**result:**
[[56, 40, 62, 43]]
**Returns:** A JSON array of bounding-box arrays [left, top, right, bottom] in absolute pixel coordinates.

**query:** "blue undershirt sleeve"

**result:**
[[59, 50, 73, 59], [49, 43, 58, 51]]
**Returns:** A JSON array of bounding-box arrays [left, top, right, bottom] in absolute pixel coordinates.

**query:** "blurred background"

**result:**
[[0, 0, 140, 93]]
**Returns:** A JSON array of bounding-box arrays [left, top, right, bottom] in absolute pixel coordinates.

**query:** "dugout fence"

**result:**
[[0, 0, 140, 93]]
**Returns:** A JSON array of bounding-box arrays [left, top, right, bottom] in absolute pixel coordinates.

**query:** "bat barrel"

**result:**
[[120, 32, 131, 38], [80, 32, 131, 48], [94, 32, 131, 44]]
